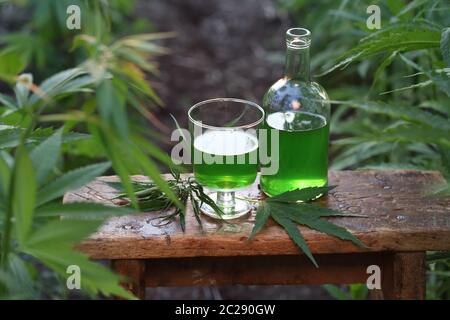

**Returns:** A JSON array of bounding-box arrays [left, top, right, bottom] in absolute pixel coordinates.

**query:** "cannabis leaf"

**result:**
[[267, 186, 335, 203], [248, 202, 271, 239], [250, 186, 367, 267], [272, 211, 318, 267]]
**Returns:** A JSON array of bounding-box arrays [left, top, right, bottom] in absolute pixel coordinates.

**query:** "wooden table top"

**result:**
[[64, 170, 450, 259]]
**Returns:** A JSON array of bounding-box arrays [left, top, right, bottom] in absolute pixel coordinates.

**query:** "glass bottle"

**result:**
[[260, 28, 330, 196]]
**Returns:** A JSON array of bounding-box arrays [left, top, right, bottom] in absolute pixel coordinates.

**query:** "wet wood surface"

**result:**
[[64, 170, 450, 260]]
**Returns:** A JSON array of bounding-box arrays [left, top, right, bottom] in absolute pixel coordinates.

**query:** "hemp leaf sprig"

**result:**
[[111, 171, 223, 231], [249, 186, 368, 267]]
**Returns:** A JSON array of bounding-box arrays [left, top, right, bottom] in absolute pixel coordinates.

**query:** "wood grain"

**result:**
[[144, 253, 387, 287], [111, 259, 146, 300], [381, 252, 426, 300], [64, 170, 450, 259]]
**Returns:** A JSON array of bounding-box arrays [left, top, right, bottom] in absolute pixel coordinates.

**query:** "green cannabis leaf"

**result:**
[[112, 171, 224, 231], [250, 186, 368, 267], [267, 185, 334, 203], [121, 179, 367, 267]]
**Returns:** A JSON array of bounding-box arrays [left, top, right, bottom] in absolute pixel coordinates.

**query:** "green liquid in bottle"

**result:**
[[193, 130, 258, 191], [260, 111, 328, 196]]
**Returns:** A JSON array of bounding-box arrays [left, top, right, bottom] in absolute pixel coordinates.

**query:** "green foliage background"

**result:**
[[0, 0, 176, 299]]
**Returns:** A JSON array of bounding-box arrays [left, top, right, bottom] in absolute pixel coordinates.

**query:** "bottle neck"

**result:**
[[284, 46, 310, 82]]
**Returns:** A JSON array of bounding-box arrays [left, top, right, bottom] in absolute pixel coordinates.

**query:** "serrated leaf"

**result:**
[[7, 254, 35, 298], [132, 134, 176, 168], [383, 123, 450, 147], [25, 219, 101, 247], [371, 51, 398, 91], [395, 0, 428, 18], [331, 142, 393, 170], [56, 75, 96, 94], [427, 68, 450, 97], [35, 202, 135, 220], [92, 127, 138, 209], [271, 212, 318, 267], [24, 242, 135, 299], [0, 92, 17, 110], [0, 127, 27, 149], [267, 186, 335, 203], [0, 49, 28, 81], [386, 0, 405, 16], [268, 201, 364, 219], [30, 127, 63, 186], [115, 47, 159, 74], [96, 79, 128, 139], [337, 100, 450, 132], [129, 75, 163, 107], [117, 32, 176, 43], [120, 39, 169, 55], [0, 257, 35, 299], [248, 202, 271, 239], [320, 21, 441, 75], [441, 27, 450, 68], [128, 143, 183, 209], [12, 148, 36, 245], [398, 54, 450, 97], [36, 162, 111, 206], [0, 152, 11, 202], [289, 215, 367, 248], [380, 80, 433, 95], [190, 196, 203, 230], [0, 127, 87, 150], [29, 68, 87, 105], [249, 192, 367, 268]]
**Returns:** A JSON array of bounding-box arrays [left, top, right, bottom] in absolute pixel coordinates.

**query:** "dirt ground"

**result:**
[[136, 0, 289, 128]]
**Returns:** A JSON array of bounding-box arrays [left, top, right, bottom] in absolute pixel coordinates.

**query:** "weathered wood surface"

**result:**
[[64, 170, 450, 259]]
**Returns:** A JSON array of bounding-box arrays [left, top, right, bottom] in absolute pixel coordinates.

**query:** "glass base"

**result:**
[[200, 192, 251, 220]]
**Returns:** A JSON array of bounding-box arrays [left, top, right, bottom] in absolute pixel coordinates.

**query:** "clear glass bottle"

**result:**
[[260, 28, 330, 196]]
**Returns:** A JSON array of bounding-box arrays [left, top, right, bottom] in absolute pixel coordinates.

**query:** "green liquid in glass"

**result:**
[[260, 111, 329, 196], [193, 130, 258, 191]]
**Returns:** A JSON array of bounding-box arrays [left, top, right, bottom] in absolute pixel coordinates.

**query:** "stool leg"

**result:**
[[111, 259, 146, 300], [382, 252, 426, 300]]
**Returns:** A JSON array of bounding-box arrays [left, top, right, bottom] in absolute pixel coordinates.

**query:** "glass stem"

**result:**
[[216, 191, 236, 214]]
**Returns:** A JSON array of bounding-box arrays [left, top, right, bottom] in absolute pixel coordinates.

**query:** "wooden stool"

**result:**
[[64, 170, 450, 300]]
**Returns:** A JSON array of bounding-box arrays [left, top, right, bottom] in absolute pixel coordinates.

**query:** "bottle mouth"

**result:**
[[286, 28, 311, 49]]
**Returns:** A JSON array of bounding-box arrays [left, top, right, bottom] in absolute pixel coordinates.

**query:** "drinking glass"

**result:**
[[188, 98, 264, 220]]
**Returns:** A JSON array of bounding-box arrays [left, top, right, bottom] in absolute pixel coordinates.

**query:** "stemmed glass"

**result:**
[[188, 98, 264, 220]]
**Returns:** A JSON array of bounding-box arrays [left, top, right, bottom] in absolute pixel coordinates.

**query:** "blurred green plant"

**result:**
[[0, 128, 137, 299], [0, 0, 153, 78], [282, 0, 449, 300], [323, 284, 368, 300], [0, 0, 177, 299]]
